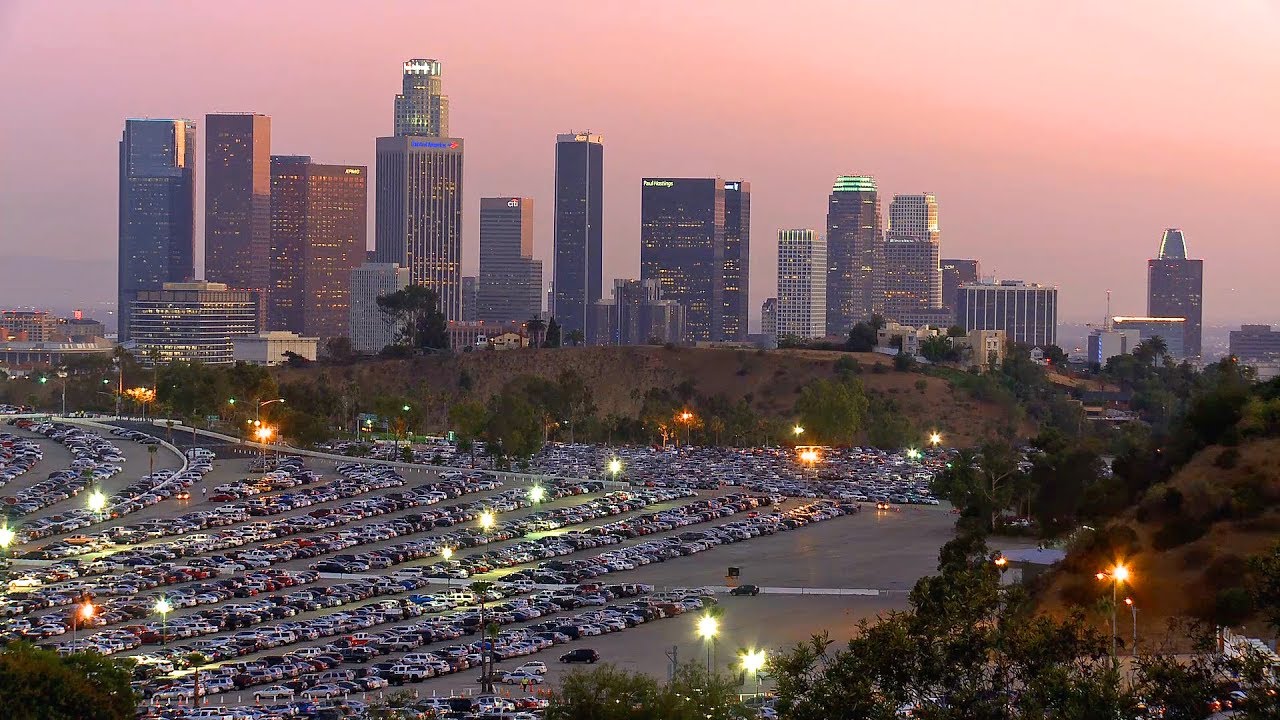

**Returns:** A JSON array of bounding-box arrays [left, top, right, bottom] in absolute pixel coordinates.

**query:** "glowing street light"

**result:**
[[1096, 564, 1132, 660], [441, 547, 454, 561], [905, 448, 922, 461], [792, 425, 804, 437], [929, 432, 942, 447], [479, 511, 495, 531], [155, 598, 173, 645], [255, 426, 274, 442], [529, 485, 546, 504], [0, 524, 15, 551], [1124, 597, 1138, 651], [607, 457, 623, 478], [442, 546, 455, 589], [740, 649, 767, 698], [72, 601, 95, 650], [87, 489, 107, 516], [994, 555, 1008, 568], [696, 613, 720, 673]]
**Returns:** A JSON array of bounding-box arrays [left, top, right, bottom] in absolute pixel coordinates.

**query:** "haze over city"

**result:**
[[0, 0, 1277, 324]]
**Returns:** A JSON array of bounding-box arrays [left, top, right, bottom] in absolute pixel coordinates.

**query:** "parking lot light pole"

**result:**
[[442, 547, 454, 590], [1095, 564, 1130, 661], [1125, 597, 1137, 652], [155, 598, 172, 645], [741, 649, 766, 699], [696, 614, 719, 673]]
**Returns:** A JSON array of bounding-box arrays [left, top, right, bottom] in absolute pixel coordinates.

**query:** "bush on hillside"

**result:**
[[1152, 514, 1210, 550]]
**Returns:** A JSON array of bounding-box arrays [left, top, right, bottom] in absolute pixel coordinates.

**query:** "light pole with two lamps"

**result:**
[[740, 649, 766, 699], [1095, 564, 1131, 660], [155, 597, 172, 645]]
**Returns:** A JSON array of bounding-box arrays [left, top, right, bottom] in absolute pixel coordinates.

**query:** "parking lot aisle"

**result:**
[[0, 427, 76, 498]]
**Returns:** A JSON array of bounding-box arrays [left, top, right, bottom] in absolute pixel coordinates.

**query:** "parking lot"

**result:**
[[1, 421, 956, 719]]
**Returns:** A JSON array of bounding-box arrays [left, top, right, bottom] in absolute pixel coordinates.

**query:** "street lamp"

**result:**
[[0, 524, 15, 552], [1096, 564, 1131, 660], [740, 649, 766, 699], [441, 547, 454, 590], [1124, 597, 1138, 652], [905, 447, 922, 461], [607, 457, 623, 479], [73, 601, 95, 651], [155, 598, 172, 645], [696, 613, 719, 673], [792, 425, 804, 438], [529, 485, 546, 504], [479, 511, 495, 531], [39, 375, 69, 416], [87, 489, 107, 518], [929, 432, 942, 448]]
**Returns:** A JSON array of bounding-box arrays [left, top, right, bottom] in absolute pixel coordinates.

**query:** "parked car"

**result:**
[[559, 648, 599, 664]]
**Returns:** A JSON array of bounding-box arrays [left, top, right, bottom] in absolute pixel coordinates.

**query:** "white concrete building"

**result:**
[[349, 263, 410, 354], [776, 229, 827, 339], [233, 332, 319, 365]]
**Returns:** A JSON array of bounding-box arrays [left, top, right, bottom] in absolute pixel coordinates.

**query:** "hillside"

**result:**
[[277, 346, 1029, 447], [1039, 437, 1280, 637]]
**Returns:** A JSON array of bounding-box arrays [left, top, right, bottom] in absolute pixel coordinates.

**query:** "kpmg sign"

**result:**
[[724, 182, 740, 191], [643, 180, 675, 188], [410, 140, 460, 149]]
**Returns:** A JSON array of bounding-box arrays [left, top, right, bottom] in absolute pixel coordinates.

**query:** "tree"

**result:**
[[1042, 344, 1068, 366], [546, 663, 749, 720], [846, 322, 878, 352], [0, 641, 137, 720], [919, 335, 955, 363], [947, 325, 967, 338], [322, 336, 356, 363], [376, 285, 448, 350], [793, 377, 868, 445], [280, 350, 310, 368], [1250, 540, 1280, 637], [525, 315, 547, 347], [566, 328, 585, 346], [543, 317, 562, 348]]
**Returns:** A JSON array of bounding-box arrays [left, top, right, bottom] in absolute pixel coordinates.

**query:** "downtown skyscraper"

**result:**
[[825, 175, 882, 336], [1148, 228, 1203, 358], [118, 118, 196, 340], [394, 59, 449, 137], [553, 132, 603, 337], [205, 113, 272, 306], [478, 197, 542, 325], [777, 229, 827, 340], [373, 136, 465, 321], [640, 177, 726, 342], [721, 181, 751, 341], [884, 193, 943, 324], [268, 156, 367, 339]]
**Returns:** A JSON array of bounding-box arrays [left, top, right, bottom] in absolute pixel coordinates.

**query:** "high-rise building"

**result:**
[[722, 181, 751, 341], [118, 118, 196, 340], [394, 59, 449, 137], [941, 259, 980, 316], [373, 135, 465, 321], [349, 263, 410, 354], [0, 311, 62, 342], [956, 280, 1057, 347], [553, 132, 603, 338], [268, 156, 366, 339], [205, 113, 272, 303], [883, 193, 942, 323], [461, 276, 478, 322], [1229, 325, 1280, 362], [478, 197, 542, 325], [640, 177, 725, 342], [1147, 228, 1203, 358], [596, 278, 686, 346], [825, 175, 882, 336], [1111, 316, 1187, 358], [776, 229, 827, 339], [761, 298, 777, 337], [1088, 327, 1142, 366], [130, 281, 260, 365]]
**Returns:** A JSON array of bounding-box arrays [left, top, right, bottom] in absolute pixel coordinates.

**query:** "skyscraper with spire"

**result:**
[[394, 59, 449, 137], [1147, 228, 1203, 358]]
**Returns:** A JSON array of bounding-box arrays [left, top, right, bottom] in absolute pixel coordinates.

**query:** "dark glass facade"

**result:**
[[479, 197, 542, 325], [1147, 229, 1202, 358], [268, 156, 367, 339], [941, 259, 980, 317], [374, 136, 465, 321], [552, 133, 603, 337], [118, 119, 196, 340], [640, 178, 725, 343], [205, 113, 272, 303], [825, 176, 882, 337], [721, 181, 751, 341]]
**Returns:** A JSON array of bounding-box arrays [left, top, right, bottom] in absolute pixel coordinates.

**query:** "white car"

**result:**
[[254, 685, 295, 702], [501, 670, 544, 685], [516, 661, 548, 675], [301, 684, 344, 700]]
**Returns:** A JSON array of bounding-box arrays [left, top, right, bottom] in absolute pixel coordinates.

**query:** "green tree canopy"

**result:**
[[0, 642, 137, 720], [794, 377, 869, 446]]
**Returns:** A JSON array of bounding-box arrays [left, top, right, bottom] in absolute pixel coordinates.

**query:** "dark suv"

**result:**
[[729, 584, 761, 596], [559, 648, 600, 664]]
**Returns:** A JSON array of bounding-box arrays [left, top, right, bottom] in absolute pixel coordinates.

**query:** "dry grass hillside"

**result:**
[[278, 346, 1028, 447], [1039, 438, 1280, 637]]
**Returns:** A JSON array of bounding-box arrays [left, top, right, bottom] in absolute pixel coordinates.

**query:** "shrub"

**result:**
[[1212, 587, 1255, 626], [1213, 447, 1240, 469], [915, 379, 928, 392], [871, 364, 888, 374], [1203, 552, 1249, 590], [1152, 514, 1210, 550], [834, 355, 862, 376]]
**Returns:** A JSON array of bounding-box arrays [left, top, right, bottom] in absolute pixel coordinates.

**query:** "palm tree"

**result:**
[[525, 316, 546, 348], [566, 329, 585, 347], [470, 580, 497, 691]]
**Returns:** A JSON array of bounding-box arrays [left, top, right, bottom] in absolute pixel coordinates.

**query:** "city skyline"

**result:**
[[1, 2, 1277, 325]]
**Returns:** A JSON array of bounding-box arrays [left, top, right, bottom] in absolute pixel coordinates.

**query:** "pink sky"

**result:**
[[0, 1, 1277, 324]]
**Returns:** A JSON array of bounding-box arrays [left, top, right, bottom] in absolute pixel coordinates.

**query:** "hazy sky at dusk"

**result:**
[[1, 1, 1277, 326]]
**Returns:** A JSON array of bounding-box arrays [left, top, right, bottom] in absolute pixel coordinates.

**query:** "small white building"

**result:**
[[233, 332, 319, 366]]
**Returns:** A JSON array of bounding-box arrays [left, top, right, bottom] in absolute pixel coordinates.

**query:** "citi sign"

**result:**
[[410, 140, 460, 149]]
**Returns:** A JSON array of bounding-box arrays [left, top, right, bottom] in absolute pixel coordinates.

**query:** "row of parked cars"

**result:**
[[0, 432, 42, 489], [2, 420, 125, 520]]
